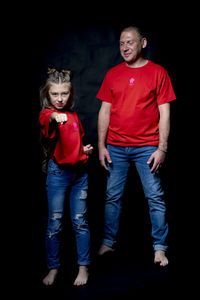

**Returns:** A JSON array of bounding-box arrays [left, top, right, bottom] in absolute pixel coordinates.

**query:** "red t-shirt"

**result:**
[[39, 109, 88, 165], [96, 61, 176, 146]]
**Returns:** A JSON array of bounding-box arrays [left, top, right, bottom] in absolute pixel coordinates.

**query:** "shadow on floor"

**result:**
[[36, 249, 184, 300]]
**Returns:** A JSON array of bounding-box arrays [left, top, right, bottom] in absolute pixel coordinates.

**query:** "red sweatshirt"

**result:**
[[39, 109, 88, 165]]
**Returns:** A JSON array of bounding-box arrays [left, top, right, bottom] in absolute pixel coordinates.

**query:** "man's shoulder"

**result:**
[[107, 62, 126, 75], [147, 61, 167, 73]]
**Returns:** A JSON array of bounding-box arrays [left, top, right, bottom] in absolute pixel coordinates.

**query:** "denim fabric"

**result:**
[[45, 159, 90, 269], [103, 145, 168, 251]]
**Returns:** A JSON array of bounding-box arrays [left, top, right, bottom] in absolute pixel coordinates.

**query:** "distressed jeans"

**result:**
[[102, 145, 168, 252], [45, 159, 90, 269]]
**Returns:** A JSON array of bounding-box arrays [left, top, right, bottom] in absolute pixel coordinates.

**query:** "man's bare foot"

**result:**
[[42, 269, 58, 286], [73, 266, 89, 286], [98, 244, 115, 256], [154, 250, 169, 266]]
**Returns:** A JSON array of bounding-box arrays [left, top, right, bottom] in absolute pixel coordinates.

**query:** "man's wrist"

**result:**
[[158, 147, 167, 153], [98, 142, 106, 149]]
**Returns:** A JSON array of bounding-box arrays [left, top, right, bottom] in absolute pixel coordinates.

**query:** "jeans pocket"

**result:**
[[48, 160, 63, 176]]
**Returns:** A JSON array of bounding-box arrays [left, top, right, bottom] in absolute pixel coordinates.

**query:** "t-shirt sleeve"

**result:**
[[96, 72, 113, 103], [156, 69, 176, 105], [39, 109, 56, 138]]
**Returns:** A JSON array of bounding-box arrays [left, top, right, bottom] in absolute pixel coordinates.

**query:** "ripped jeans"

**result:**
[[45, 159, 90, 269]]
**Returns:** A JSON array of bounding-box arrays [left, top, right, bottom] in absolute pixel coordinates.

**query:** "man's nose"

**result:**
[[122, 43, 128, 51]]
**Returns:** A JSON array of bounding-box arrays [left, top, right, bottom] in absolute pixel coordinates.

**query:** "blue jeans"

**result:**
[[45, 160, 90, 269], [103, 145, 168, 251]]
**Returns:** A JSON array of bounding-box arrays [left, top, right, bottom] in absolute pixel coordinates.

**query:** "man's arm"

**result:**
[[158, 103, 170, 152], [98, 101, 112, 170], [147, 103, 170, 173]]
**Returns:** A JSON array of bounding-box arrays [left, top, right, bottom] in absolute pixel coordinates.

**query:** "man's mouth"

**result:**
[[124, 52, 131, 57]]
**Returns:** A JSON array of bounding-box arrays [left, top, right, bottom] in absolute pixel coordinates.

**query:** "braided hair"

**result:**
[[40, 68, 74, 111], [39, 68, 75, 172]]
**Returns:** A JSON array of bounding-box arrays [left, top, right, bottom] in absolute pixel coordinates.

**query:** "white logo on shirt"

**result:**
[[129, 77, 135, 86]]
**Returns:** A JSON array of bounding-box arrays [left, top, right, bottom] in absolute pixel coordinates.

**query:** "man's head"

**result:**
[[119, 26, 147, 64]]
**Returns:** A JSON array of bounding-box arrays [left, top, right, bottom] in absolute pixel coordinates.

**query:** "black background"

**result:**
[[6, 3, 197, 298]]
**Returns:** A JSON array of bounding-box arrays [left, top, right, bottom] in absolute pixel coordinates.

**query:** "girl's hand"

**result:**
[[83, 144, 94, 155], [50, 112, 68, 124]]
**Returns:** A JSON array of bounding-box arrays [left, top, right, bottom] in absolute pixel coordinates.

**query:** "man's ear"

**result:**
[[142, 38, 147, 49]]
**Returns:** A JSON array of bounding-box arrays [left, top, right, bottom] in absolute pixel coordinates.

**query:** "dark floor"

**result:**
[[32, 227, 190, 300], [14, 204, 194, 300], [36, 252, 188, 300]]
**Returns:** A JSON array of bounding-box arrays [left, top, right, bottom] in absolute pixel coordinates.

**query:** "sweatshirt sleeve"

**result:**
[[39, 109, 56, 138]]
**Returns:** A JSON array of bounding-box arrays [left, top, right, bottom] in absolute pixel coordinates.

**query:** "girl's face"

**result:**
[[48, 83, 70, 110]]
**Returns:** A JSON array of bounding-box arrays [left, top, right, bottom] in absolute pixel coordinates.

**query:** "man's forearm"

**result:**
[[158, 103, 170, 152]]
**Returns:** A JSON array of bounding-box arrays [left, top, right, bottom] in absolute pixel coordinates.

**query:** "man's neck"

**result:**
[[126, 57, 148, 68]]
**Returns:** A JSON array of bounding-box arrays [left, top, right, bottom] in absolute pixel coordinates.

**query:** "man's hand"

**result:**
[[147, 149, 166, 173], [99, 146, 112, 171]]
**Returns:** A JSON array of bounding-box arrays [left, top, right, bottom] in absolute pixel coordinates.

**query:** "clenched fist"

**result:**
[[50, 112, 68, 124]]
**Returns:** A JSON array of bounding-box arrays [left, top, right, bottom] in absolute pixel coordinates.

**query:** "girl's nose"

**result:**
[[58, 94, 62, 101]]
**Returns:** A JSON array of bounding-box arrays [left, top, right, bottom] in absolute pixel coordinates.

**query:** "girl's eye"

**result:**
[[61, 92, 70, 97]]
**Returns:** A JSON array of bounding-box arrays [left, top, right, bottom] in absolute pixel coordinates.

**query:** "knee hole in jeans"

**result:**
[[47, 212, 63, 238]]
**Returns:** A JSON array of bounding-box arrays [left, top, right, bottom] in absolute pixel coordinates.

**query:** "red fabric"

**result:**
[[39, 109, 88, 165], [96, 61, 176, 146]]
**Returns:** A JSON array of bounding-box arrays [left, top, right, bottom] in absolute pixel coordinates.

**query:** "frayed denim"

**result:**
[[45, 160, 90, 269]]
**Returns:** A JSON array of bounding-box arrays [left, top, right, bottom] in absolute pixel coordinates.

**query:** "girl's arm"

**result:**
[[50, 112, 68, 124], [49, 112, 68, 136]]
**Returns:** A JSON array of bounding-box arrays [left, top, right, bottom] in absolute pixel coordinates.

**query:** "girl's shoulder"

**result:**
[[39, 108, 54, 121], [67, 110, 76, 115], [67, 110, 78, 119], [40, 108, 54, 115]]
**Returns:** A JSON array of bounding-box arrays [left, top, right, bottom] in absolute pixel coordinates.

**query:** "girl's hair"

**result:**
[[39, 68, 75, 173], [40, 68, 74, 111]]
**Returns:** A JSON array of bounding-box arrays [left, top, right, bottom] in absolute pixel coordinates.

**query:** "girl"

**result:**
[[39, 68, 93, 286]]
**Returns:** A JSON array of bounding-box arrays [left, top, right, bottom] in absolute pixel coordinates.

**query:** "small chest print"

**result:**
[[73, 122, 79, 131], [129, 77, 135, 86]]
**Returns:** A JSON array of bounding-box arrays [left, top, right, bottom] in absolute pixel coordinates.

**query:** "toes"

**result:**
[[73, 279, 86, 286]]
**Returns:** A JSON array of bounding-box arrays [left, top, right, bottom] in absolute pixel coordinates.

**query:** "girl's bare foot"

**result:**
[[42, 269, 58, 286], [98, 244, 115, 256], [154, 250, 169, 266], [73, 266, 89, 286]]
